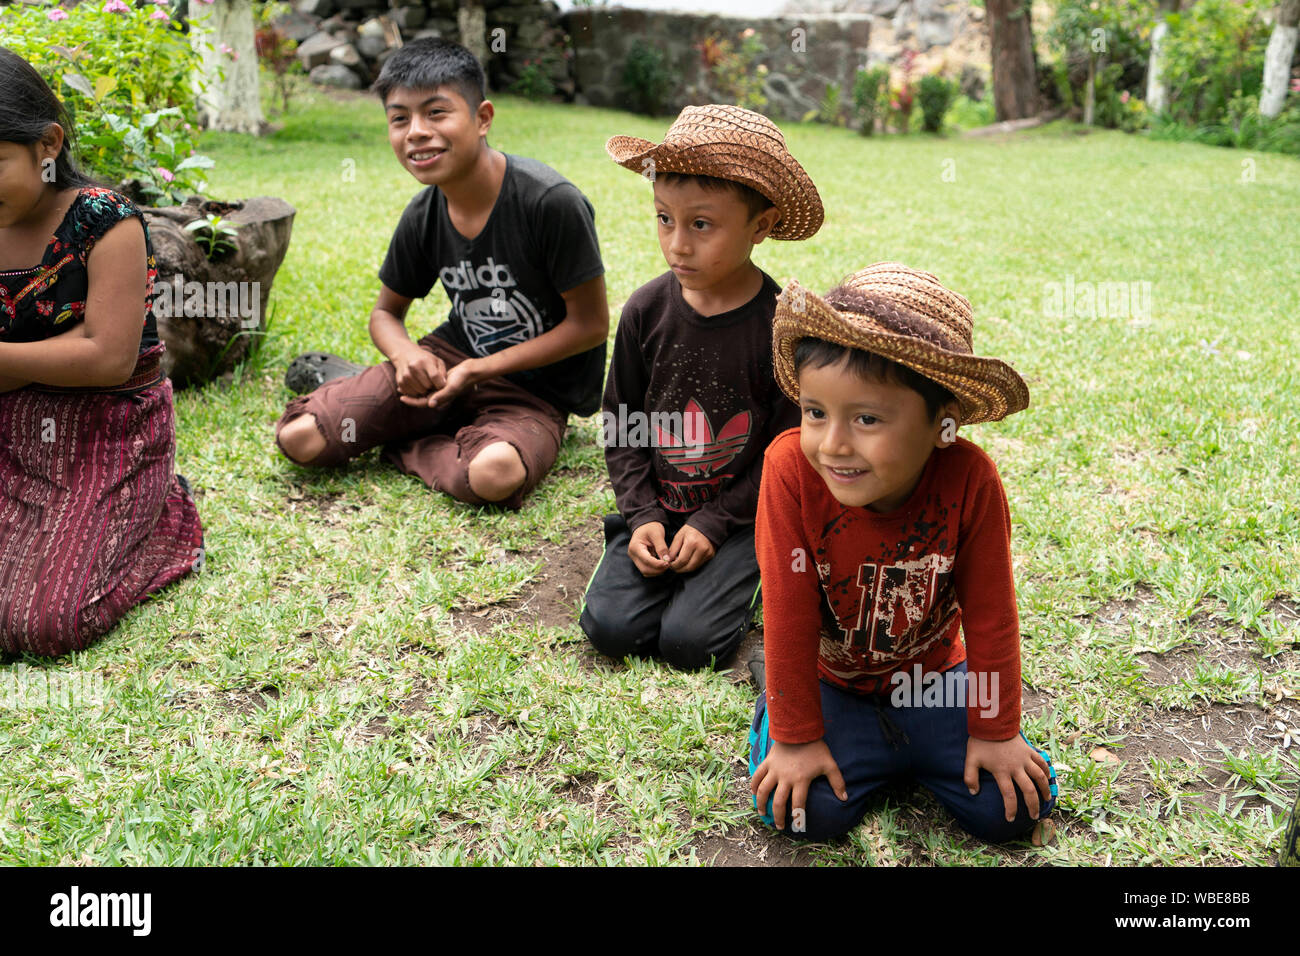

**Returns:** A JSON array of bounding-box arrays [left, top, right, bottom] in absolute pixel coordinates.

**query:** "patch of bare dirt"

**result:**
[[460, 712, 509, 748], [1268, 597, 1300, 623], [1079, 584, 1161, 630], [1021, 686, 1052, 719], [284, 489, 360, 527], [449, 531, 603, 633], [690, 829, 814, 867], [1128, 703, 1296, 765], [1108, 699, 1300, 812], [1136, 635, 1263, 687]]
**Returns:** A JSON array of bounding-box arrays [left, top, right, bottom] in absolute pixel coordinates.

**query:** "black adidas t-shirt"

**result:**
[[378, 153, 606, 416]]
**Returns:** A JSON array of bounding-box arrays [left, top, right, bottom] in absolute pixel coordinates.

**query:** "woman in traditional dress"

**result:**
[[0, 48, 202, 656]]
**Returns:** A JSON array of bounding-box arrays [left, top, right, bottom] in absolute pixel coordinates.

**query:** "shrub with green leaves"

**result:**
[[918, 73, 957, 133], [510, 57, 558, 102], [803, 81, 845, 126], [852, 66, 889, 136], [1045, 0, 1154, 127], [0, 0, 214, 203], [619, 42, 676, 117], [1160, 0, 1269, 127], [1151, 93, 1300, 155]]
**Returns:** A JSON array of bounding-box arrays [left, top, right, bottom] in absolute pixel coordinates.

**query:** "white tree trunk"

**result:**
[[458, 1, 489, 80], [1084, 55, 1095, 125], [1146, 20, 1169, 114], [1260, 0, 1300, 119], [1146, 0, 1180, 116], [189, 0, 265, 135]]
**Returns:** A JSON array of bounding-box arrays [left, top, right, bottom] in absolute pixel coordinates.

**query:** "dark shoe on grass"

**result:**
[[744, 638, 766, 695], [285, 352, 364, 395]]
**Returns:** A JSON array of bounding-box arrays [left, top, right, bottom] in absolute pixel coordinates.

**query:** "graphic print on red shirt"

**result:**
[[828, 550, 957, 667]]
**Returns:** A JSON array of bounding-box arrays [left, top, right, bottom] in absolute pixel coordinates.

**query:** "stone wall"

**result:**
[[563, 9, 871, 123], [560, 3, 995, 123], [284, 0, 570, 95], [283, 0, 994, 120]]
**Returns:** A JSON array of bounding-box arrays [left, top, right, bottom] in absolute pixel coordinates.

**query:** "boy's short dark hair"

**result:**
[[793, 337, 957, 422], [371, 38, 486, 112], [656, 172, 775, 222]]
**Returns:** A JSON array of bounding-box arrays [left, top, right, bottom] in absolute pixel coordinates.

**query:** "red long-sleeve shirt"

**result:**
[[756, 429, 1023, 742]]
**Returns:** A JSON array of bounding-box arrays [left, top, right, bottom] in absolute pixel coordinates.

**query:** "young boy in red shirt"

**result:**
[[580, 105, 822, 670], [749, 262, 1058, 842]]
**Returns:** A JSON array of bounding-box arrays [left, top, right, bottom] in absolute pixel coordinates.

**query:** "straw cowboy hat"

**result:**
[[772, 262, 1030, 424], [605, 104, 824, 241]]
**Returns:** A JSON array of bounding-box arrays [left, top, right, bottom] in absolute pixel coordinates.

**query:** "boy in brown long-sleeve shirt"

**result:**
[[579, 105, 823, 670]]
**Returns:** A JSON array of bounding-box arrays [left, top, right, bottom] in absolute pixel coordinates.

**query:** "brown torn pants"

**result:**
[[274, 334, 566, 511]]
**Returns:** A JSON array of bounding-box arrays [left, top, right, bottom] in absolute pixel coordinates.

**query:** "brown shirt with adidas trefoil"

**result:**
[[601, 269, 800, 547]]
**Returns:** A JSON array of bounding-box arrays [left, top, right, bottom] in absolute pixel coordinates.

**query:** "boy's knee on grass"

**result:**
[[466, 441, 527, 502], [752, 779, 861, 842], [276, 414, 328, 465], [658, 618, 729, 671], [938, 766, 1057, 844], [579, 594, 655, 661]]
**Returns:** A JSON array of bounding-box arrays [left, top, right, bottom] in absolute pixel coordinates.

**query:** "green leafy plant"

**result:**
[[946, 93, 995, 130], [804, 81, 845, 126], [619, 42, 676, 117], [1160, 0, 1269, 126], [698, 28, 767, 112], [510, 57, 558, 101], [0, 0, 214, 202], [1114, 91, 1149, 134], [852, 66, 889, 136], [1143, 0, 1297, 155], [918, 73, 957, 133], [185, 214, 241, 259], [1046, 0, 1155, 127], [254, 2, 303, 117]]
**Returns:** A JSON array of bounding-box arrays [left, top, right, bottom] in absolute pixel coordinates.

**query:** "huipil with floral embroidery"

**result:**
[[0, 187, 160, 353]]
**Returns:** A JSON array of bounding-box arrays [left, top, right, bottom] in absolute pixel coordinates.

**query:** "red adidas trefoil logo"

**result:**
[[654, 398, 751, 478]]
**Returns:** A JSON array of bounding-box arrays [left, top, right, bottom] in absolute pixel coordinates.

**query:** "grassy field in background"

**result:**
[[1, 88, 1298, 865]]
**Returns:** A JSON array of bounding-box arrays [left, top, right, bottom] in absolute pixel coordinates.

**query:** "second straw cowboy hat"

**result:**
[[772, 262, 1030, 425], [605, 104, 824, 241]]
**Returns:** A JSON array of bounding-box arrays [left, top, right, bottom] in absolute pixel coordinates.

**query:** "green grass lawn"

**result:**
[[2, 88, 1298, 865]]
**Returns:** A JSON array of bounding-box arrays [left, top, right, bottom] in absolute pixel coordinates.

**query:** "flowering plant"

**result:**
[[697, 28, 767, 112], [0, 0, 213, 203]]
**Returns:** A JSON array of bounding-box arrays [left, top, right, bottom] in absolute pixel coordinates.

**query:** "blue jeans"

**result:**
[[748, 662, 1058, 843]]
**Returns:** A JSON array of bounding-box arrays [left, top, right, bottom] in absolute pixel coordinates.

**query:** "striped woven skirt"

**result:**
[[0, 344, 203, 657]]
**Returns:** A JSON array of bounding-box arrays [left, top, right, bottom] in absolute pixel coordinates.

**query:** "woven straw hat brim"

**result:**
[[605, 133, 824, 241], [772, 281, 1029, 425]]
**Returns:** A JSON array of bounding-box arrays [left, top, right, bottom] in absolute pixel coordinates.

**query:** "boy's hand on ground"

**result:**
[[963, 734, 1053, 823], [628, 522, 671, 576], [667, 524, 715, 573], [750, 739, 848, 830], [393, 346, 446, 404]]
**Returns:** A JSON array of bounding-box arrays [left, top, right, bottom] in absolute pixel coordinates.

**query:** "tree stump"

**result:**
[[141, 196, 296, 387]]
